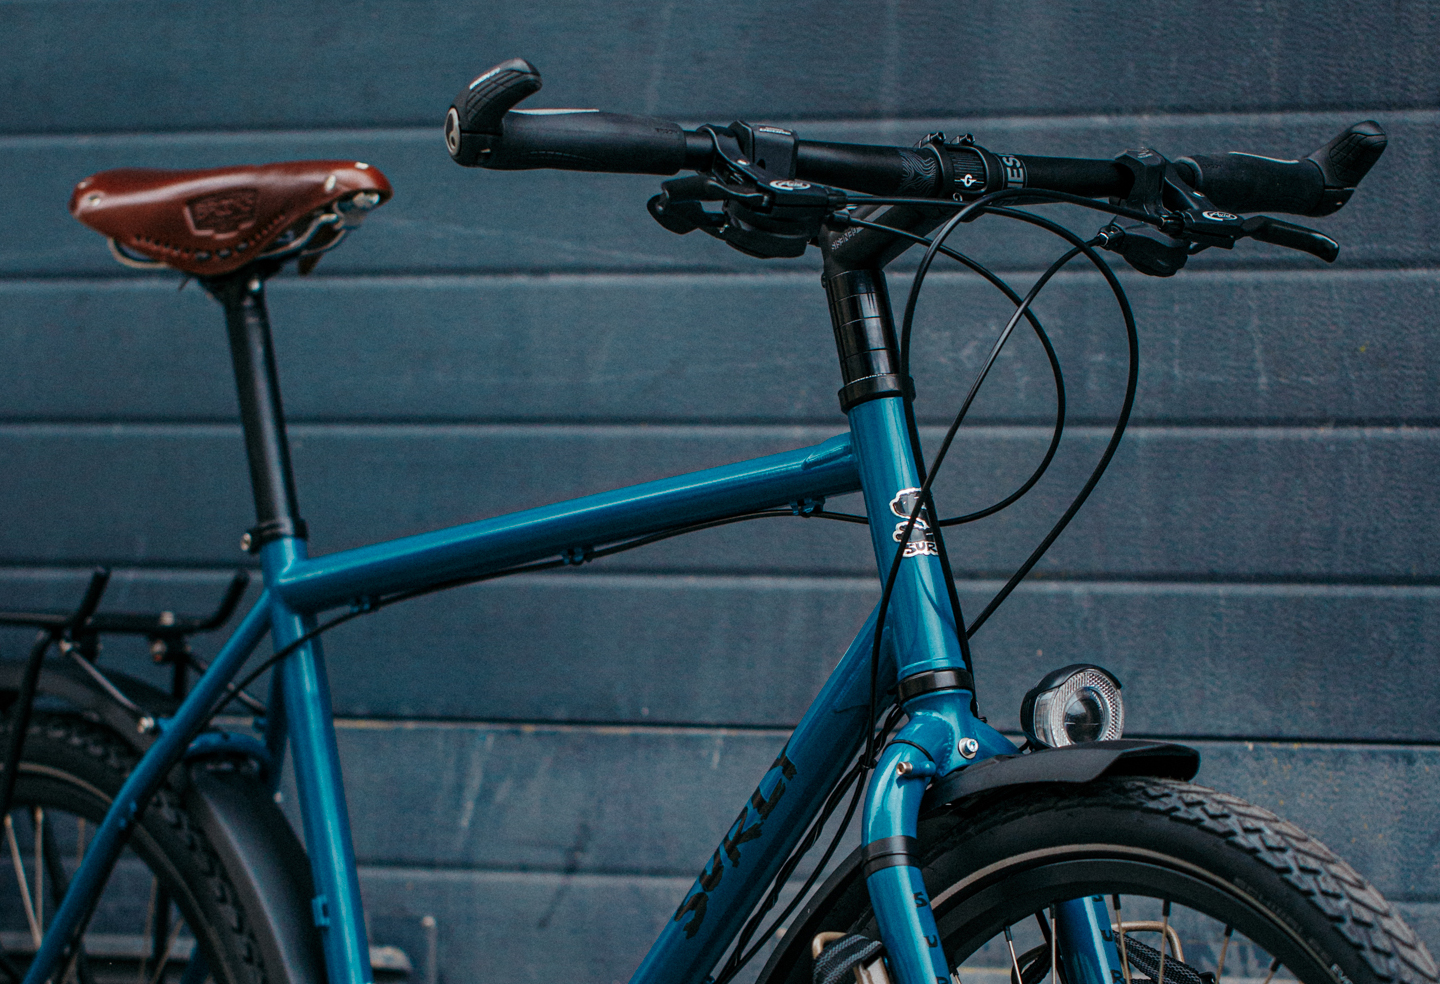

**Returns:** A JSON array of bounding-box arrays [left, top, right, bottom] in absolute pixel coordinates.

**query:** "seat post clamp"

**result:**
[[241, 517, 309, 554]]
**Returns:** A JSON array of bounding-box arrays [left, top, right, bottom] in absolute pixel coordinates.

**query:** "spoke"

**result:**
[[1111, 896, 1133, 984], [5, 815, 42, 945], [1004, 926, 1025, 984], [146, 915, 187, 984], [1157, 900, 1171, 984], [1049, 906, 1058, 984], [1031, 908, 1057, 984], [32, 807, 43, 934], [1215, 926, 1234, 983], [1260, 957, 1282, 984], [138, 876, 159, 984]]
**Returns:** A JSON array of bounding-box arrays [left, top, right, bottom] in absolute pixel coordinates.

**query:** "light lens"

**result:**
[[1021, 665, 1124, 748]]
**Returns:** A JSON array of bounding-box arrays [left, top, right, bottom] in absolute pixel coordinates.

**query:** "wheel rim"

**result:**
[[929, 846, 1338, 984], [0, 773, 215, 984]]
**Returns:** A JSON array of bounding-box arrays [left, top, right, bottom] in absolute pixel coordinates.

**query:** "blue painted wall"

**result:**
[[2, 3, 1438, 982]]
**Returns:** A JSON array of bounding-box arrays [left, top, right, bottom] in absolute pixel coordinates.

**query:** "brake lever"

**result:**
[[1164, 209, 1339, 262], [1240, 215, 1339, 262], [647, 175, 743, 236]]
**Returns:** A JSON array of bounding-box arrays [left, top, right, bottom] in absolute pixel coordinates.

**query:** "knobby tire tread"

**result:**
[[2, 713, 269, 984], [926, 778, 1438, 984]]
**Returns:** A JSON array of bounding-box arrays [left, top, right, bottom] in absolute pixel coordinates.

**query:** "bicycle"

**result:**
[[0, 54, 1431, 984]]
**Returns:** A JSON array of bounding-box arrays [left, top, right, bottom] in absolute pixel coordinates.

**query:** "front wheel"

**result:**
[[769, 778, 1437, 984]]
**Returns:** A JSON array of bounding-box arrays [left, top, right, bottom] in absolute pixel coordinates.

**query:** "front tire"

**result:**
[[760, 778, 1437, 984]]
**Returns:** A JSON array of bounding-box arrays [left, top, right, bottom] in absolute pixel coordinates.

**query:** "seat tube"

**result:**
[[211, 267, 370, 984], [263, 538, 373, 984]]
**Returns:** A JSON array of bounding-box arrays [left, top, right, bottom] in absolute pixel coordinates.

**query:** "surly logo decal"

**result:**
[[891, 488, 938, 557], [672, 749, 797, 939]]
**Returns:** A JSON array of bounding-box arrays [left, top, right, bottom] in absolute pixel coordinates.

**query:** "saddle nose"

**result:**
[[70, 160, 393, 276]]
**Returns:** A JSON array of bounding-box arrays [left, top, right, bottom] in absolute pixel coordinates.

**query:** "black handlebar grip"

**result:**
[[445, 57, 687, 174], [1176, 152, 1326, 216], [482, 111, 689, 174], [446, 58, 543, 165], [1177, 120, 1386, 218], [1306, 120, 1387, 211], [1242, 216, 1340, 262]]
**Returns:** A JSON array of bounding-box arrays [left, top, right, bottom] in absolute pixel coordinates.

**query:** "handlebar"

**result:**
[[446, 58, 1385, 218], [445, 59, 1387, 269], [444, 61, 1139, 198]]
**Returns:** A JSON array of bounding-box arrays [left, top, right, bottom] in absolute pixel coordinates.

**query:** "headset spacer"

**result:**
[[896, 667, 975, 705]]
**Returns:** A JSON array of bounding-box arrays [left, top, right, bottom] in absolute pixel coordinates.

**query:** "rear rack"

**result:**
[[0, 569, 254, 824]]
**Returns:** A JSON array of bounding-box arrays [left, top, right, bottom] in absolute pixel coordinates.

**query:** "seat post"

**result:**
[[206, 267, 308, 554]]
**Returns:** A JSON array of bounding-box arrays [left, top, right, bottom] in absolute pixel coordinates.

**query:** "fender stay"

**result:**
[[0, 659, 171, 753]]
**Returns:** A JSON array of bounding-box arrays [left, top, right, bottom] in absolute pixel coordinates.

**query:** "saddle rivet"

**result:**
[[324, 174, 338, 192]]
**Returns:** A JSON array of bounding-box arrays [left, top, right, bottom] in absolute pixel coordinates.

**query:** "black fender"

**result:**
[[753, 739, 1200, 984], [0, 659, 324, 984], [187, 761, 326, 984], [0, 658, 172, 753]]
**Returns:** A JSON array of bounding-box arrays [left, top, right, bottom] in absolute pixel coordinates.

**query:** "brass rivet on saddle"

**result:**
[[354, 162, 370, 170], [324, 174, 338, 192]]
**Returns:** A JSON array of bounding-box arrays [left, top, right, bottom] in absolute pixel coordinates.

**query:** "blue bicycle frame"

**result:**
[[20, 266, 1120, 984]]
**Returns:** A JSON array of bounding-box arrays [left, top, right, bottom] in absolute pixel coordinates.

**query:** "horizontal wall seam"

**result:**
[[3, 264, 1440, 291], [3, 422, 1438, 438], [3, 417, 1439, 430], [5, 565, 1440, 594], [323, 717, 1440, 749]]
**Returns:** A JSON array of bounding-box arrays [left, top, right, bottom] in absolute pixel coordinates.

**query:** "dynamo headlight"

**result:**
[[1020, 664, 1124, 748]]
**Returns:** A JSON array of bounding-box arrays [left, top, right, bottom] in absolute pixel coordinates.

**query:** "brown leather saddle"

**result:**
[[70, 160, 393, 276]]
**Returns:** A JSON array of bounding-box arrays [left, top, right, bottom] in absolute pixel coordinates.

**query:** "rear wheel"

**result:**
[[768, 778, 1437, 984], [0, 714, 268, 984]]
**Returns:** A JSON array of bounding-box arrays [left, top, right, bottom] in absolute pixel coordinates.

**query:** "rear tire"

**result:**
[[0, 713, 268, 984]]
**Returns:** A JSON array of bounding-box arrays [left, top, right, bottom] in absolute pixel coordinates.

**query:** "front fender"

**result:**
[[920, 738, 1199, 810], [753, 739, 1199, 984]]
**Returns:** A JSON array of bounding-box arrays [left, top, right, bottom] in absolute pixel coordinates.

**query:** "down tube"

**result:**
[[629, 605, 894, 984]]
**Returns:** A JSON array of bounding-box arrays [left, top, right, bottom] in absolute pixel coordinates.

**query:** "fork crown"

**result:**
[[862, 690, 1013, 984]]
